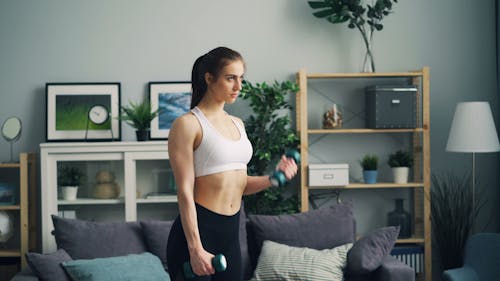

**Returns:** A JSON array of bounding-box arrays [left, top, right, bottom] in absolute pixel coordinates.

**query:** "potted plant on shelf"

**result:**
[[387, 150, 413, 184], [57, 166, 84, 201], [119, 98, 160, 141], [360, 154, 378, 184]]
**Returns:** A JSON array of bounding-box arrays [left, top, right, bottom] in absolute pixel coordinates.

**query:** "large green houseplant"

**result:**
[[308, 0, 398, 72], [240, 80, 300, 215]]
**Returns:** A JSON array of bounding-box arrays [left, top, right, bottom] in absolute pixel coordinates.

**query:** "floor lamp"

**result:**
[[446, 102, 500, 231]]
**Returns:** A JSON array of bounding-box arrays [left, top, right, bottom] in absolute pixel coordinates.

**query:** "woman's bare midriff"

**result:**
[[193, 169, 247, 216]]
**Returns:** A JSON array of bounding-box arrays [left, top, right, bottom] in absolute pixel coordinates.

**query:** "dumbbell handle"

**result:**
[[269, 149, 301, 187], [183, 254, 227, 279]]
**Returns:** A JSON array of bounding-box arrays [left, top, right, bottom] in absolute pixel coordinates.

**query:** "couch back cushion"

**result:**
[[52, 215, 147, 259], [246, 201, 355, 271], [140, 220, 173, 271]]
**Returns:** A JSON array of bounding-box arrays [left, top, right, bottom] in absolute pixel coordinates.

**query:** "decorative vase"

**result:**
[[363, 170, 378, 184], [392, 167, 409, 184], [136, 130, 150, 141], [360, 29, 375, 73], [387, 198, 411, 238]]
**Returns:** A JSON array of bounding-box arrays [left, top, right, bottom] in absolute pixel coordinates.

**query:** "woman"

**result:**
[[166, 46, 298, 281]]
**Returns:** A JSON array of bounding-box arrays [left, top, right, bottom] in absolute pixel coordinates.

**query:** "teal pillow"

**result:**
[[62, 252, 170, 281]]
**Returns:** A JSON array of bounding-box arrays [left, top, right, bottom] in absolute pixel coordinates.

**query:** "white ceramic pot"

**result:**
[[62, 186, 78, 200], [392, 167, 409, 184]]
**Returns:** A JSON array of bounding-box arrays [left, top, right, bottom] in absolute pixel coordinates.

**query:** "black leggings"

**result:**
[[166, 204, 242, 281]]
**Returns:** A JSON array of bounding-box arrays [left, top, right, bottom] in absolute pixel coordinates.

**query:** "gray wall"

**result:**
[[0, 0, 498, 276]]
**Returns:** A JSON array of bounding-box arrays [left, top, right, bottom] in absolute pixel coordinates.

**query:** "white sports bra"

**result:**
[[191, 107, 253, 177]]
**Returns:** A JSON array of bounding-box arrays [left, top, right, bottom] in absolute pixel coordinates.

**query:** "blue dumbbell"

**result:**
[[269, 149, 301, 187], [183, 254, 227, 279]]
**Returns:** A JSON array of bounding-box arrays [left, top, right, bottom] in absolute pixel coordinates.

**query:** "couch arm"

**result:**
[[9, 268, 39, 281], [372, 256, 415, 281], [442, 266, 479, 281]]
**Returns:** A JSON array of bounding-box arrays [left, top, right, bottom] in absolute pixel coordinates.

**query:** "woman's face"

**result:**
[[206, 60, 245, 104]]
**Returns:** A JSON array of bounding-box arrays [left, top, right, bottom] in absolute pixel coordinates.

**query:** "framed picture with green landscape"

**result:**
[[46, 83, 121, 141]]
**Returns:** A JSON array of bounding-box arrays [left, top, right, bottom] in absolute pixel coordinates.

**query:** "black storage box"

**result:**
[[365, 85, 417, 128]]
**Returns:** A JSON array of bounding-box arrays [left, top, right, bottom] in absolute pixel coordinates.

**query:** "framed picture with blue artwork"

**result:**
[[149, 81, 191, 139]]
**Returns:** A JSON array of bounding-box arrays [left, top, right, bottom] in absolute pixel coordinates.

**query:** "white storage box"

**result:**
[[308, 164, 349, 187]]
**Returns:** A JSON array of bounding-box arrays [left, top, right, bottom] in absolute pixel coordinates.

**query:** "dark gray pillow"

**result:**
[[25, 249, 72, 281], [347, 226, 400, 275], [51, 215, 147, 259], [140, 220, 173, 271], [247, 201, 355, 267]]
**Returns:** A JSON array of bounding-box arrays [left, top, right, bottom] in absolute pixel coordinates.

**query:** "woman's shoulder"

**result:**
[[171, 112, 200, 133]]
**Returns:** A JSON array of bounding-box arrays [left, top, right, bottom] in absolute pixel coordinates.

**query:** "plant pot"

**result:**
[[392, 167, 409, 184], [135, 130, 150, 141], [363, 170, 378, 184], [61, 186, 78, 200]]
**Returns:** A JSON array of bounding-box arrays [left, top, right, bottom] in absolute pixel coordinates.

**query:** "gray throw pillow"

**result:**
[[247, 201, 355, 268], [51, 215, 147, 259], [347, 226, 400, 275], [250, 240, 352, 281], [25, 249, 72, 281], [140, 220, 173, 271]]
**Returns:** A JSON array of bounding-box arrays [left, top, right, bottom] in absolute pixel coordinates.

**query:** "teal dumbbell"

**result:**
[[269, 149, 301, 187], [183, 254, 227, 279]]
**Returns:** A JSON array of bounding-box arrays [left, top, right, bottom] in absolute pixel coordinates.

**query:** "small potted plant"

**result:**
[[360, 154, 378, 184], [58, 166, 84, 200], [119, 98, 160, 141], [387, 150, 413, 183]]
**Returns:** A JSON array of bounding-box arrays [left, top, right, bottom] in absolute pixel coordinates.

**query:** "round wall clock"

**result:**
[[88, 105, 109, 125]]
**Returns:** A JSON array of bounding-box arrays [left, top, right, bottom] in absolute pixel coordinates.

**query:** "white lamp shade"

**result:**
[[446, 102, 500, 152]]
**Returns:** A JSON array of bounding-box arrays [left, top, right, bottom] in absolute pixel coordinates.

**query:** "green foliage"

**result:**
[[431, 172, 483, 270], [387, 150, 413, 168], [308, 0, 398, 31], [307, 0, 398, 71], [119, 98, 160, 130], [240, 80, 300, 215], [57, 165, 84, 186], [360, 154, 378, 170]]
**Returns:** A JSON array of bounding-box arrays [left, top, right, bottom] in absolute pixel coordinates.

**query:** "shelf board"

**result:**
[[137, 196, 178, 204], [58, 198, 124, 205], [0, 163, 20, 168], [306, 71, 423, 79], [0, 205, 20, 211], [396, 237, 425, 244], [0, 249, 21, 257], [308, 128, 424, 134], [309, 182, 424, 189]]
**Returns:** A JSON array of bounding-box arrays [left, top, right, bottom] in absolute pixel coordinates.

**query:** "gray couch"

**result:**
[[12, 201, 414, 281]]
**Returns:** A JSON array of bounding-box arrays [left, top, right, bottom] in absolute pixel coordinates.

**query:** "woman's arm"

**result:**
[[243, 155, 298, 195], [168, 115, 215, 276]]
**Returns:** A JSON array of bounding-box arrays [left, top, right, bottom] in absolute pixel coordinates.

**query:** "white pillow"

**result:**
[[250, 240, 353, 281]]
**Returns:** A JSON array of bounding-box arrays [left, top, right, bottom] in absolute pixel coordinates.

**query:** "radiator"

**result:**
[[390, 245, 424, 273]]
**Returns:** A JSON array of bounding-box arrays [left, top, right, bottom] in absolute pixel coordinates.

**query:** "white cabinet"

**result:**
[[40, 141, 177, 253]]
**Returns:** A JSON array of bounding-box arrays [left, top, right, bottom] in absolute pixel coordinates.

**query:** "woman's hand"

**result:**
[[190, 248, 215, 276], [276, 154, 298, 180]]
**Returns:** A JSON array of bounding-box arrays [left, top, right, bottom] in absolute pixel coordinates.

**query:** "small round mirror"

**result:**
[[2, 117, 22, 142]]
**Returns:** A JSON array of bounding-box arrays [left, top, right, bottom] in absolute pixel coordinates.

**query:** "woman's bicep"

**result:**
[[168, 117, 197, 195]]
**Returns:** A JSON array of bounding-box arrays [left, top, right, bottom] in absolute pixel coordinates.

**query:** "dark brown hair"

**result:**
[[190, 47, 244, 109]]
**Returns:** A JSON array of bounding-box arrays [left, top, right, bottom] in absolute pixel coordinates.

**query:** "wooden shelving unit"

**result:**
[[296, 67, 431, 280], [0, 153, 36, 269]]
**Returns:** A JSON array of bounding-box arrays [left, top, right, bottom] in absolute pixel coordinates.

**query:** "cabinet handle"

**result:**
[[392, 99, 401, 104]]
